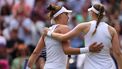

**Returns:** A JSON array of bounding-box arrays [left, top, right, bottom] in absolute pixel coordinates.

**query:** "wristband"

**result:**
[[47, 30, 53, 37], [80, 47, 89, 54], [47, 25, 58, 37]]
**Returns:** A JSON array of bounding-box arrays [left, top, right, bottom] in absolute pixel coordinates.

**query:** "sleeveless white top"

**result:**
[[83, 20, 116, 69], [44, 25, 68, 69]]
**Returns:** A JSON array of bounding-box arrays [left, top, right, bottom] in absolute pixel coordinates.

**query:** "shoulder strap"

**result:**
[[49, 24, 58, 33]]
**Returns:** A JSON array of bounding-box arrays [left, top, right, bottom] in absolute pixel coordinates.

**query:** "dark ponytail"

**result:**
[[47, 4, 61, 19], [92, 4, 105, 36], [47, 4, 56, 11]]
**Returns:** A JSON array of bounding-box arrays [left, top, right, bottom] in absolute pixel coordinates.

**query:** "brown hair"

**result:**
[[47, 4, 61, 20], [92, 4, 105, 36]]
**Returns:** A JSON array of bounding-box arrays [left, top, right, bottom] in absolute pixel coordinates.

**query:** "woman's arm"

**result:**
[[27, 35, 45, 68], [62, 40, 103, 55], [59, 25, 103, 54], [110, 26, 122, 69], [50, 23, 89, 41]]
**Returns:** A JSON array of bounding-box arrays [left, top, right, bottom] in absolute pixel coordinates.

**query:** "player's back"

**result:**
[[83, 20, 116, 69]]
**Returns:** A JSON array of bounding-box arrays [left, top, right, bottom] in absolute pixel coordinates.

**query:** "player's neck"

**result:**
[[92, 17, 98, 21]]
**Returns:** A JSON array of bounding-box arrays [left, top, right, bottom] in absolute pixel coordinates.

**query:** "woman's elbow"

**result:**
[[60, 35, 68, 41], [64, 51, 69, 55], [63, 49, 70, 55], [113, 50, 122, 57]]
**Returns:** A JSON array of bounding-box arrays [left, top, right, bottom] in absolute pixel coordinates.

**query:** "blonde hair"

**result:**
[[92, 4, 105, 36], [47, 4, 61, 20]]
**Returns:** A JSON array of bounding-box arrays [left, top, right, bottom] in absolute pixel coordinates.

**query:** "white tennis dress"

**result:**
[[83, 20, 116, 69], [44, 25, 68, 69]]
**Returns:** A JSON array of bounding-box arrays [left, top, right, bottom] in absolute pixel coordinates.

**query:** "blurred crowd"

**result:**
[[0, 0, 122, 69]]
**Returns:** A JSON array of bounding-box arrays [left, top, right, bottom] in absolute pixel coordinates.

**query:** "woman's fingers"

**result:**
[[97, 43, 104, 51], [89, 42, 104, 53], [42, 27, 49, 36]]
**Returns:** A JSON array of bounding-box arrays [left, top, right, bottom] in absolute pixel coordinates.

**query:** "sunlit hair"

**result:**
[[47, 4, 61, 20], [91, 4, 105, 36]]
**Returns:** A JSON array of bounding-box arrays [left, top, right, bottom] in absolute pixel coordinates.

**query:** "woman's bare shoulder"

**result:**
[[56, 24, 70, 34], [108, 25, 117, 37]]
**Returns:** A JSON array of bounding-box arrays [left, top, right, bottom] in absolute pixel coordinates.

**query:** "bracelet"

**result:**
[[80, 47, 89, 54]]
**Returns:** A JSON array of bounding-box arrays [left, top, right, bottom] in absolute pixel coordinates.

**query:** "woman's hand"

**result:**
[[43, 27, 50, 36], [89, 42, 104, 53]]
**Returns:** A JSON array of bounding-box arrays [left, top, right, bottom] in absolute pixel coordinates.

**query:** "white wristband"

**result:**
[[47, 25, 58, 37], [47, 30, 52, 37], [80, 47, 89, 54], [26, 66, 31, 69], [47, 30, 53, 37]]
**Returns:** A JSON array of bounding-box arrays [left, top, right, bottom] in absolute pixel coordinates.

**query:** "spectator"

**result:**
[[67, 0, 86, 14], [12, 0, 31, 17], [3, 18, 19, 40], [11, 43, 35, 69], [18, 18, 36, 53], [0, 36, 9, 69], [5, 19, 24, 65], [32, 0, 47, 21]]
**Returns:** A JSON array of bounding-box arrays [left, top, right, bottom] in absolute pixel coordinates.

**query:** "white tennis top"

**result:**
[[83, 20, 116, 69], [44, 25, 68, 69]]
